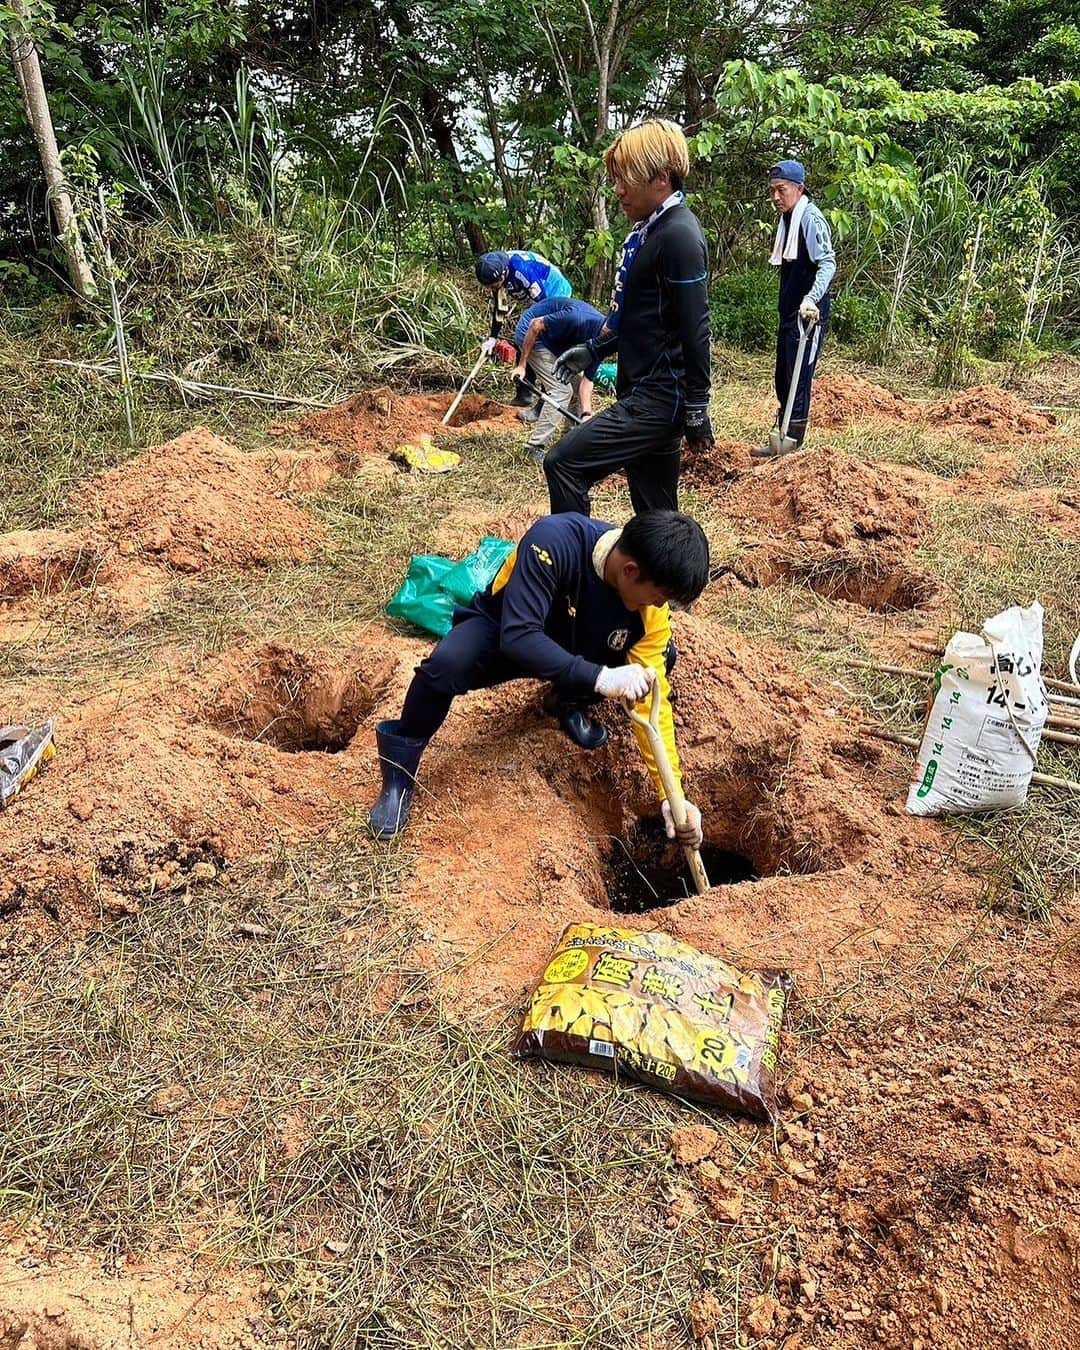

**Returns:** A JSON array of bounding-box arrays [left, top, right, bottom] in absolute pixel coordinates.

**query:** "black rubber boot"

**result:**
[[369, 720, 427, 840], [788, 417, 808, 449], [541, 688, 609, 750]]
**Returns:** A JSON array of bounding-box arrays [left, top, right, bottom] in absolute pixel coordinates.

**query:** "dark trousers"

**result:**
[[543, 392, 682, 517], [399, 613, 519, 741], [775, 314, 828, 427]]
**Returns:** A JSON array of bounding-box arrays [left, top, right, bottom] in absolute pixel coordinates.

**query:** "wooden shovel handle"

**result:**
[[626, 678, 710, 896]]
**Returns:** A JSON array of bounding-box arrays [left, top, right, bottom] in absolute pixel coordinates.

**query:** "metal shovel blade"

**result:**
[[767, 429, 799, 456]]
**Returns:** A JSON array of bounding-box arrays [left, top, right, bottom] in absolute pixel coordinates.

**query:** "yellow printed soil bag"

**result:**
[[512, 923, 790, 1122]]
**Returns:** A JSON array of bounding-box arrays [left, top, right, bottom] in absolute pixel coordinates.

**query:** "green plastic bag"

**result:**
[[385, 537, 513, 637], [595, 361, 618, 393], [385, 554, 456, 636], [443, 536, 514, 604]]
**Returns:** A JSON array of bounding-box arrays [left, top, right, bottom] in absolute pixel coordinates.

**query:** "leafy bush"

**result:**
[[829, 288, 887, 347], [710, 265, 777, 350]]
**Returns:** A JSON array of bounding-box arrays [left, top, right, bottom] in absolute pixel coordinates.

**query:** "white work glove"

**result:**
[[799, 298, 820, 324], [663, 798, 703, 849], [480, 337, 497, 356], [594, 663, 654, 703]]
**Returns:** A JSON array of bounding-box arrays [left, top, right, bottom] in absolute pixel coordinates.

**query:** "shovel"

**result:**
[[625, 679, 710, 896], [442, 346, 489, 427], [767, 315, 817, 457], [512, 373, 583, 426]]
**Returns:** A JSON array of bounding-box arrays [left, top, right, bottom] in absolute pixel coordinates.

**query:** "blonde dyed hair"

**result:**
[[604, 119, 690, 187]]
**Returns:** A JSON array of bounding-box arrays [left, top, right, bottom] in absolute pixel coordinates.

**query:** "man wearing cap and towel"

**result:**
[[752, 159, 836, 459]]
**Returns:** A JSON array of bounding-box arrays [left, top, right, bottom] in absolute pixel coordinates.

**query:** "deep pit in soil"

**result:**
[[776, 555, 939, 612], [605, 815, 759, 912], [209, 644, 390, 753]]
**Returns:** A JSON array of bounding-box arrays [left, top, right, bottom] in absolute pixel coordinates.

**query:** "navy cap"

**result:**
[[475, 251, 510, 285], [768, 160, 806, 185]]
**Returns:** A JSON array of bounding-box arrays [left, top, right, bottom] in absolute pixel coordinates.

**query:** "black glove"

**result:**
[[683, 405, 714, 447], [553, 342, 595, 385]]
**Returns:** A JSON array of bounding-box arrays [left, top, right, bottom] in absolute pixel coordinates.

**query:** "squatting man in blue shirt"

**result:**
[[512, 297, 606, 464], [368, 510, 710, 851], [752, 159, 836, 458]]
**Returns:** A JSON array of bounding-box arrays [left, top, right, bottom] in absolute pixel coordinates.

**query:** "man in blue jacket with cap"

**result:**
[[752, 159, 836, 458], [476, 251, 573, 408]]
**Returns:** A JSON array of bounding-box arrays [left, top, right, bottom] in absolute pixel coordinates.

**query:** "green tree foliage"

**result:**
[[0, 0, 1077, 352]]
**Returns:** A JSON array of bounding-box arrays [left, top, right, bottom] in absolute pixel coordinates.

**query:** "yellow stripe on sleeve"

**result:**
[[627, 605, 680, 797]]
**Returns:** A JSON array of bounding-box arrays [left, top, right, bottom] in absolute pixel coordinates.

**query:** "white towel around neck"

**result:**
[[769, 192, 809, 265]]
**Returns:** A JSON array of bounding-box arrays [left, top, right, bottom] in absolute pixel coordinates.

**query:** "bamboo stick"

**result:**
[[840, 656, 1080, 728], [907, 641, 1080, 695], [864, 727, 1080, 793], [96, 186, 135, 446], [42, 358, 334, 408]]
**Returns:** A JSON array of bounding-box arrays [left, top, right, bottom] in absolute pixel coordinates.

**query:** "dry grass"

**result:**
[[0, 832, 758, 1347], [3, 330, 1080, 1343]]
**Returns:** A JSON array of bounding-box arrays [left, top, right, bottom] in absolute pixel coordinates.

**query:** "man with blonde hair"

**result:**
[[546, 118, 713, 517]]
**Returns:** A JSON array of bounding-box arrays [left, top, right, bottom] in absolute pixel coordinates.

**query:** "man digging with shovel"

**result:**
[[752, 160, 835, 459], [368, 510, 709, 848], [512, 297, 606, 463], [475, 249, 573, 415]]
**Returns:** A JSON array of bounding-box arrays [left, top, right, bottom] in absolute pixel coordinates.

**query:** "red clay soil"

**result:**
[[0, 1224, 262, 1349], [78, 427, 325, 573], [927, 385, 1057, 440], [811, 373, 1056, 442], [0, 641, 399, 932], [299, 386, 518, 454], [1, 605, 1077, 1348], [811, 372, 917, 429], [680, 437, 755, 489], [0, 529, 103, 600], [708, 446, 939, 610]]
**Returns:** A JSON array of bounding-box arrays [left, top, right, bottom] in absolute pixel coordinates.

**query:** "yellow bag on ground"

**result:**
[[393, 434, 461, 474], [512, 922, 790, 1122]]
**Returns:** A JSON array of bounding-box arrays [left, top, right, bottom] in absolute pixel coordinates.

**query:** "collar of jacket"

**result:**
[[592, 528, 621, 581]]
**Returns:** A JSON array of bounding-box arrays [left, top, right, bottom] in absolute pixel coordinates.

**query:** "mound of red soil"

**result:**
[[811, 373, 916, 430], [725, 446, 927, 546], [0, 639, 403, 932], [719, 448, 937, 611], [680, 438, 754, 489], [79, 428, 324, 572], [927, 386, 1056, 440], [300, 387, 516, 454]]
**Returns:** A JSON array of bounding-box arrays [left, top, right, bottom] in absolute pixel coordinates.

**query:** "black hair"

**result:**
[[617, 510, 710, 608], [670, 173, 685, 192]]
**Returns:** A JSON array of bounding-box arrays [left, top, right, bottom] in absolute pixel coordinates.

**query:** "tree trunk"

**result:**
[[385, 0, 487, 255], [7, 0, 94, 300]]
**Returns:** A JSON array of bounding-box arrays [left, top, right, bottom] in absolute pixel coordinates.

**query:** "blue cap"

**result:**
[[768, 160, 806, 185], [475, 251, 510, 285]]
